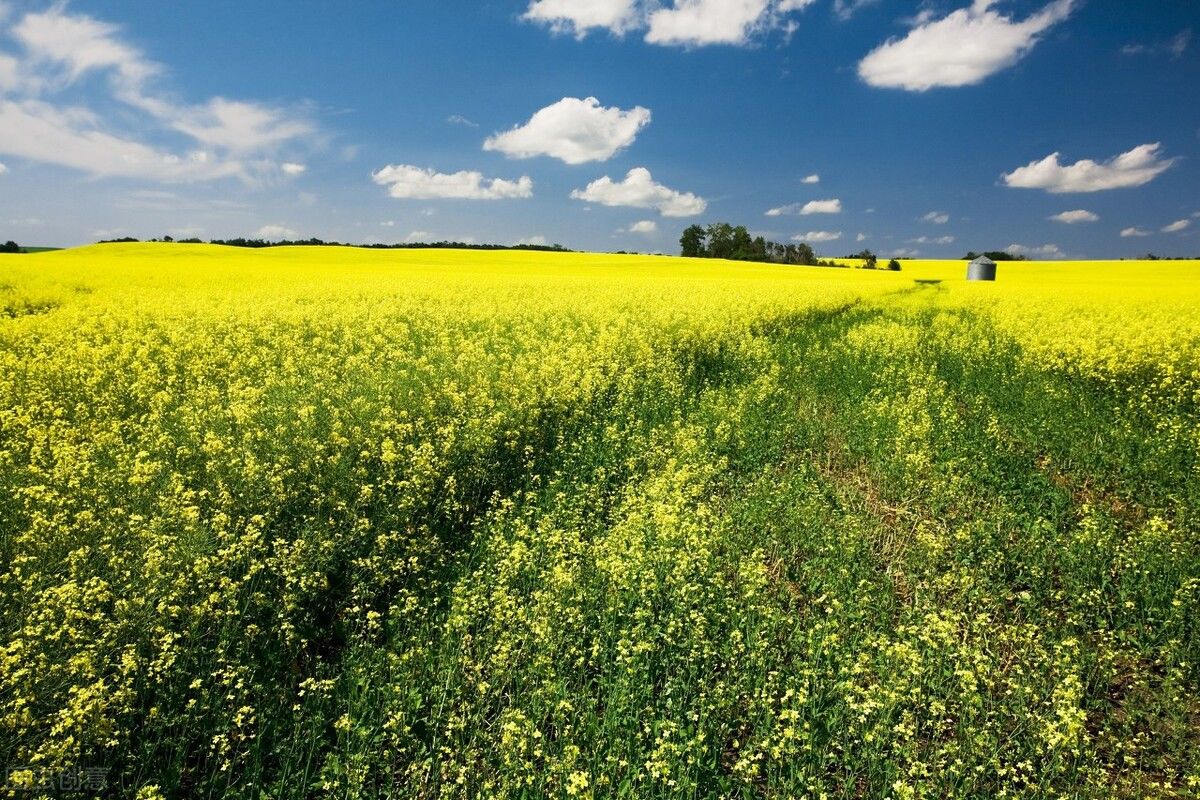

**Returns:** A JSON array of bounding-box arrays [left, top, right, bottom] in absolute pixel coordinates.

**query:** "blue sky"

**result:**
[[0, 0, 1197, 257]]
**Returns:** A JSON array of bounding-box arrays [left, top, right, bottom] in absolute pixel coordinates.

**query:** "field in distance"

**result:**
[[1, 244, 1198, 798]]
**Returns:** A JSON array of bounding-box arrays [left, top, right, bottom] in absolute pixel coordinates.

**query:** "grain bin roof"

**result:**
[[970, 256, 996, 266]]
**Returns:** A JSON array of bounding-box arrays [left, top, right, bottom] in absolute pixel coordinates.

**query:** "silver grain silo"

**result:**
[[967, 255, 997, 281]]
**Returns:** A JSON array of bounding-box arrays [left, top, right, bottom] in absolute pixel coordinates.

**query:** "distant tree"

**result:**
[[792, 241, 816, 266], [705, 223, 736, 259], [963, 251, 1026, 262], [680, 225, 707, 258], [887, 259, 902, 271], [1, 240, 20, 254], [853, 249, 877, 269]]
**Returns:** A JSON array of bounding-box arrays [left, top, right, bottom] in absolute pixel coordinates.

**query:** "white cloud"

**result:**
[[1120, 227, 1151, 238], [523, 0, 815, 44], [1162, 219, 1191, 233], [281, 162, 306, 176], [801, 173, 820, 184], [12, 7, 155, 87], [405, 230, 432, 242], [256, 224, 297, 240], [0, 6, 314, 183], [1170, 28, 1193, 58], [858, 0, 1076, 91], [0, 162, 7, 174], [0, 99, 242, 181], [1049, 209, 1098, 223], [646, 0, 815, 46], [1002, 143, 1177, 193], [523, 0, 643, 38], [0, 52, 18, 92], [380, 220, 396, 227], [627, 220, 658, 234], [446, 114, 478, 127], [1006, 242, 1064, 258], [766, 198, 842, 216], [856, 232, 867, 242], [515, 235, 549, 246], [483, 97, 651, 164], [372, 164, 534, 200], [891, 248, 919, 258], [921, 211, 950, 224], [793, 230, 842, 242], [570, 167, 706, 217], [909, 235, 956, 244], [834, 0, 880, 20], [1122, 29, 1192, 59]]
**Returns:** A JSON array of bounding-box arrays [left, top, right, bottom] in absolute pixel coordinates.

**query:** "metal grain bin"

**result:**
[[967, 256, 997, 281]]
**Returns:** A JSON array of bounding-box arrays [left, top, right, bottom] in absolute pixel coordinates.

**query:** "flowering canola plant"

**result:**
[[1, 244, 1197, 798]]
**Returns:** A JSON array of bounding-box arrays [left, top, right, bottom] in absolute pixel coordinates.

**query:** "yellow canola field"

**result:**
[[1, 243, 1199, 796]]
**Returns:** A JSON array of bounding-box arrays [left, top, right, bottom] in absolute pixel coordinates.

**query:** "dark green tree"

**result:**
[[680, 225, 707, 257]]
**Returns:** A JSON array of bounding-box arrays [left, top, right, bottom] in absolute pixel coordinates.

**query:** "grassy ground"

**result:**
[[1, 245, 1198, 798]]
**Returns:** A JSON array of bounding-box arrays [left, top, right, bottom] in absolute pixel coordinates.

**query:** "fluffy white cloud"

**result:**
[[801, 173, 820, 184], [1002, 143, 1177, 193], [484, 97, 651, 164], [523, 0, 643, 37], [0, 6, 313, 183], [1006, 242, 1064, 258], [1049, 209, 1098, 223], [858, 0, 1076, 91], [570, 167, 706, 217], [372, 165, 534, 200], [1120, 227, 1151, 238], [281, 162, 306, 176], [921, 211, 950, 224], [256, 224, 297, 240], [793, 230, 841, 242], [891, 248, 919, 258], [856, 232, 867, 242], [801, 199, 841, 215], [524, 0, 818, 46], [1162, 219, 1191, 233], [515, 235, 549, 246], [627, 220, 658, 233], [766, 198, 842, 216], [909, 235, 956, 245]]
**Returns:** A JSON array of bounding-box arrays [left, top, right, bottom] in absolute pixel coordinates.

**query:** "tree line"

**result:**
[[96, 236, 572, 252], [680, 223, 900, 270], [1, 240, 22, 254]]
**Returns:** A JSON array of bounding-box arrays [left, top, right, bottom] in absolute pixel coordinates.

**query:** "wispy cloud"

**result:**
[[0, 5, 315, 183]]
